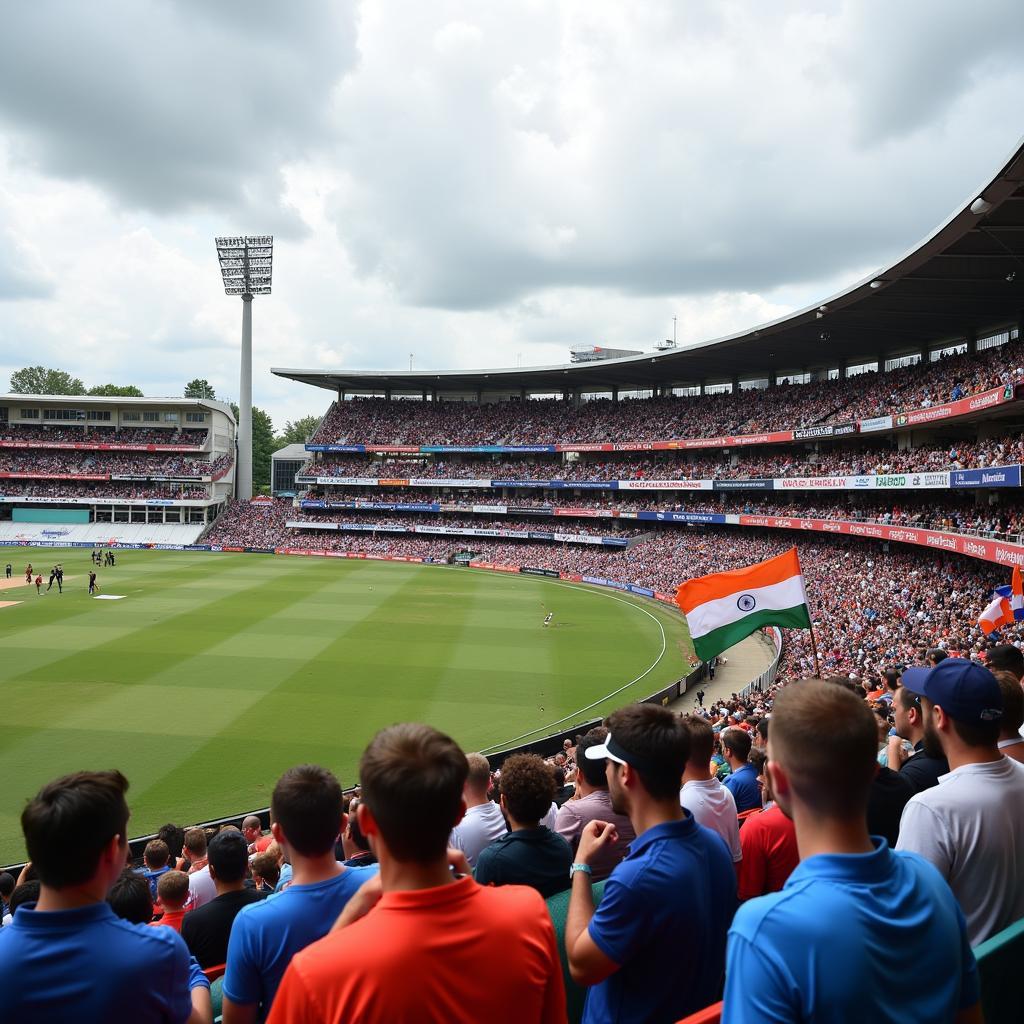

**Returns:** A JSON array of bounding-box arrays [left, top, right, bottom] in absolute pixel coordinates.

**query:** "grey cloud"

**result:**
[[0, 1, 358, 233], [0, 226, 55, 301]]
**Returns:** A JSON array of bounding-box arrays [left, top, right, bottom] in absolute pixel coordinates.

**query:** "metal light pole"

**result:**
[[215, 235, 273, 500]]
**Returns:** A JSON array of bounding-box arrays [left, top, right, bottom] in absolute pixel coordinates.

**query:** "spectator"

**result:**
[[888, 683, 950, 793], [222, 765, 378, 1022], [182, 830, 264, 969], [268, 723, 566, 1023], [986, 642, 1024, 681], [678, 715, 742, 866], [896, 658, 1024, 944], [555, 726, 636, 882], [153, 871, 191, 933], [338, 799, 377, 868], [5, 880, 40, 925], [0, 769, 211, 1024], [159, 823, 187, 871], [0, 871, 14, 922], [475, 753, 573, 898], [183, 828, 216, 911], [448, 752, 507, 868], [721, 727, 761, 812], [108, 868, 156, 925], [566, 704, 736, 1023], [994, 670, 1024, 763], [723, 680, 979, 1023], [242, 816, 272, 856], [250, 851, 281, 893], [752, 717, 769, 752], [137, 838, 172, 900]]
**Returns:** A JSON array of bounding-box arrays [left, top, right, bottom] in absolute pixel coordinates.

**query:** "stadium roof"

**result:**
[[275, 138, 1024, 394], [0, 394, 236, 420]]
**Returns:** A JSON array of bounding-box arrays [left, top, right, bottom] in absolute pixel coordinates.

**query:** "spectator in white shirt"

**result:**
[[448, 752, 506, 867], [896, 658, 1024, 944], [678, 715, 742, 865]]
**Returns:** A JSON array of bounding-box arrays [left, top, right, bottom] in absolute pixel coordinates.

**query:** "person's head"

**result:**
[[156, 870, 190, 911], [498, 754, 556, 827], [250, 851, 281, 889], [901, 659, 1003, 760], [987, 644, 1024, 682], [926, 648, 948, 668], [21, 770, 130, 891], [0, 872, 15, 904], [463, 752, 492, 800], [270, 765, 345, 859], [892, 684, 925, 742], [143, 839, 169, 871], [563, 738, 573, 753], [721, 726, 751, 766], [157, 823, 184, 861], [9, 881, 40, 916], [207, 829, 249, 886], [107, 869, 153, 925], [182, 827, 207, 862], [768, 680, 877, 822], [575, 726, 612, 789], [241, 815, 262, 844], [753, 717, 769, 750], [358, 723, 468, 864], [678, 714, 714, 772], [343, 798, 372, 854], [588, 704, 691, 815], [992, 670, 1024, 741]]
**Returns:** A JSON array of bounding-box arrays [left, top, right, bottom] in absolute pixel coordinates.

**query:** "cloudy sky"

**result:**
[[0, 1, 1022, 429]]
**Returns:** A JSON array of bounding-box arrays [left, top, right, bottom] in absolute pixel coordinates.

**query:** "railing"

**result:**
[[737, 627, 784, 698]]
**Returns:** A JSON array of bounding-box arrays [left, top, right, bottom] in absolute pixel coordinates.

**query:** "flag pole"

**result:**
[[808, 618, 821, 679]]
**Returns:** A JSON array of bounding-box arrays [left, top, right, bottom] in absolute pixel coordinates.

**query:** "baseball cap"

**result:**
[[584, 732, 659, 775], [901, 658, 1003, 724]]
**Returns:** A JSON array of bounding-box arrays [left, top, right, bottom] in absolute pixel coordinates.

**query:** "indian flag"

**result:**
[[676, 547, 812, 663]]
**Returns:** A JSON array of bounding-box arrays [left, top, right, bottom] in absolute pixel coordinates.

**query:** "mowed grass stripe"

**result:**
[[0, 551, 692, 863]]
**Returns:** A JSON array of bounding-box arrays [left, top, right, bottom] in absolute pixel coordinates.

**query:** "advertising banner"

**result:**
[[950, 465, 1022, 488], [520, 566, 560, 578], [0, 472, 109, 481], [420, 445, 558, 454], [409, 478, 492, 488], [554, 507, 605, 517], [0, 441, 201, 452], [529, 531, 554, 541], [774, 476, 855, 490], [304, 444, 366, 453], [0, 496, 210, 506], [713, 479, 775, 491], [616, 479, 713, 491], [509, 504, 552, 514], [472, 504, 509, 513], [637, 510, 727, 524], [859, 415, 893, 433], [894, 383, 1015, 428]]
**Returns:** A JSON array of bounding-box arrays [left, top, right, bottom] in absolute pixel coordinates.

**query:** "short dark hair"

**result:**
[[208, 829, 249, 884], [926, 648, 948, 666], [576, 727, 611, 788], [107, 869, 153, 924], [678, 715, 714, 768], [21, 770, 129, 889], [271, 765, 344, 858], [9, 881, 40, 916], [0, 872, 15, 900], [993, 670, 1024, 734], [721, 726, 751, 762], [605, 704, 690, 800], [988, 644, 1024, 681], [770, 680, 877, 817], [183, 827, 207, 857], [144, 839, 169, 869], [346, 799, 372, 853], [947, 712, 1002, 749], [157, 870, 190, 907], [360, 724, 468, 863], [251, 851, 281, 888], [756, 718, 769, 743], [883, 669, 900, 692], [157, 823, 185, 860], [499, 754, 557, 824]]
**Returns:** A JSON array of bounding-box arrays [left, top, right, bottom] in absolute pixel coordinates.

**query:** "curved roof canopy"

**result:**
[[275, 140, 1024, 395]]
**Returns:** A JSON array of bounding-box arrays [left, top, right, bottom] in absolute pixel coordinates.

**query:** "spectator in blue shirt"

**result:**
[[721, 727, 761, 812], [0, 769, 211, 1024], [723, 680, 980, 1024], [222, 764, 378, 1023], [566, 703, 736, 1023]]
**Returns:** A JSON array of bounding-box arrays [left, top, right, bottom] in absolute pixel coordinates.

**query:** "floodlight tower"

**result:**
[[215, 235, 273, 500]]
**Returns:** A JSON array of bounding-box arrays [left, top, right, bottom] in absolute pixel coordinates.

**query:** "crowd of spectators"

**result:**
[[0, 482, 209, 500], [308, 336, 1024, 447], [0, 451, 231, 479], [0, 425, 208, 446], [299, 432, 1024, 484]]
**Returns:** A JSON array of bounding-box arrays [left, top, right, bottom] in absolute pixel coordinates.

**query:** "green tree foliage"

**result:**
[[87, 384, 145, 397], [277, 415, 320, 446], [230, 402, 275, 491], [184, 378, 217, 399], [9, 366, 87, 395]]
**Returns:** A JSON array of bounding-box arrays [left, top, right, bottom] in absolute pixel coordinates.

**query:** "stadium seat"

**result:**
[[675, 999, 723, 1023], [546, 881, 606, 1024], [210, 975, 224, 1022], [202, 962, 226, 982], [975, 916, 1024, 1022]]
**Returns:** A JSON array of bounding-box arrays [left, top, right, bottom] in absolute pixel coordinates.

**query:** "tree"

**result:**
[[88, 384, 144, 397], [277, 415, 320, 446], [230, 403, 275, 492], [184, 378, 216, 399], [10, 366, 87, 395]]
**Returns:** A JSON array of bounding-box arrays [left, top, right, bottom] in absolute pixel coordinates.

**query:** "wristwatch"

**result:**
[[570, 862, 592, 880]]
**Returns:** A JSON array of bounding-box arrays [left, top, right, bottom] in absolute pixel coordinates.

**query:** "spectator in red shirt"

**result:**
[[736, 752, 799, 902], [267, 723, 566, 1024], [152, 871, 190, 933]]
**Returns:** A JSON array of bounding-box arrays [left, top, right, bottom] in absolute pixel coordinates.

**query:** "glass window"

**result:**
[[20, 408, 40, 419]]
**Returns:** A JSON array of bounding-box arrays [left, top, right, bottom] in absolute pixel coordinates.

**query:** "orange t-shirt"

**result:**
[[149, 908, 187, 933], [266, 876, 565, 1024], [254, 834, 274, 853]]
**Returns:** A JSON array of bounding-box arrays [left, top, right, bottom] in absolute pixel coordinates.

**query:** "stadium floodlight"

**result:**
[[215, 234, 274, 500]]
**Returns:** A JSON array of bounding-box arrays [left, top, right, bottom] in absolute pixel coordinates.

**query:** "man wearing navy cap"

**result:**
[[896, 657, 1024, 945]]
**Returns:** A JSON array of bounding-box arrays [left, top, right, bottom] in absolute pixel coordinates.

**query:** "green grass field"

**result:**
[[0, 548, 692, 864]]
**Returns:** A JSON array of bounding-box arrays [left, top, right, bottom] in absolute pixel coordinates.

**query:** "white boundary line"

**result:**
[[470, 571, 670, 753]]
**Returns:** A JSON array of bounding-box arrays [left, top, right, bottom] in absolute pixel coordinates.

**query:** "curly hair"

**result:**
[[499, 754, 556, 825]]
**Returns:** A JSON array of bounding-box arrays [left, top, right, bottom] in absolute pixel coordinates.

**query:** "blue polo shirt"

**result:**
[[224, 864, 378, 1017], [723, 762, 761, 812], [583, 813, 736, 1024], [0, 900, 205, 1023], [723, 839, 979, 1023]]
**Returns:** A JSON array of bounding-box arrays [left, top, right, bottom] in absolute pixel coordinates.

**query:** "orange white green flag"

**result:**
[[675, 547, 812, 663]]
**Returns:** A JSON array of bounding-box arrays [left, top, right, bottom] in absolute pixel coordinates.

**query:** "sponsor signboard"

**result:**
[[420, 445, 558, 454], [713, 479, 775, 491], [616, 479, 714, 491], [520, 566, 560, 578], [0, 441, 202, 452], [893, 383, 1013, 427], [509, 505, 552, 514], [409, 478, 492, 488], [950, 465, 1022, 488], [637, 511, 727, 524], [859, 415, 893, 433]]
